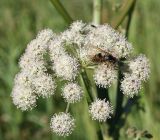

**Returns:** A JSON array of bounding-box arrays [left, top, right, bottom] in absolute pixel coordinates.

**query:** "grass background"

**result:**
[[0, 0, 160, 140]]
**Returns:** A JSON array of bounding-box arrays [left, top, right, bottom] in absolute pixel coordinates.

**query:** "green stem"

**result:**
[[93, 0, 102, 24], [111, 0, 136, 29], [100, 123, 110, 140], [65, 103, 70, 113], [79, 73, 92, 104], [78, 73, 103, 140], [81, 69, 96, 101], [125, 0, 136, 38], [50, 0, 73, 24]]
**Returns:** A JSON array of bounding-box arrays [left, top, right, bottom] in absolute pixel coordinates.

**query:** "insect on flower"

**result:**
[[91, 47, 119, 68]]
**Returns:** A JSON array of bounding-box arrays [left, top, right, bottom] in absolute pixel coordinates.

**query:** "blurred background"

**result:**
[[0, 0, 160, 140]]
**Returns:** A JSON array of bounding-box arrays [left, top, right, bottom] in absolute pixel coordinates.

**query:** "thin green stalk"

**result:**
[[125, 0, 136, 38], [80, 69, 95, 101], [65, 103, 70, 113], [78, 73, 103, 140], [100, 123, 110, 140], [111, 0, 136, 29], [93, 0, 102, 24], [50, 0, 73, 24], [79, 74, 92, 104]]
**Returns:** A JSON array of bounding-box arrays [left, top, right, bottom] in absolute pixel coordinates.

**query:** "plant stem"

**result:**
[[111, 0, 136, 29], [65, 103, 70, 113], [50, 0, 73, 24], [81, 69, 95, 101], [93, 0, 102, 24], [78, 73, 104, 140], [125, 0, 136, 38], [79, 73, 92, 104]]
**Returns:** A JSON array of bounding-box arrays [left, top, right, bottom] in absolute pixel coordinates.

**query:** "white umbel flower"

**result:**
[[50, 112, 75, 136], [94, 64, 117, 88], [36, 28, 55, 46], [84, 24, 117, 49], [113, 35, 133, 58], [11, 84, 37, 111], [129, 54, 150, 81], [25, 39, 47, 59], [61, 21, 85, 46], [32, 73, 56, 98], [121, 75, 141, 98], [19, 55, 47, 76], [49, 37, 66, 61], [77, 45, 100, 63], [14, 70, 32, 87], [53, 54, 79, 81], [19, 39, 47, 74], [62, 83, 83, 103], [89, 99, 113, 122], [70, 21, 85, 32]]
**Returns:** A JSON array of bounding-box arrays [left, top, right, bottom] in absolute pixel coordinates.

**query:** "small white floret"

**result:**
[[89, 99, 113, 122], [53, 54, 79, 81], [50, 112, 75, 136], [121, 74, 142, 98], [32, 73, 56, 98], [129, 54, 150, 81], [94, 64, 117, 88], [11, 84, 37, 111], [62, 83, 83, 103]]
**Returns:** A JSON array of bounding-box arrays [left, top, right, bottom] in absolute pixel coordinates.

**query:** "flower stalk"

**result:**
[[93, 0, 102, 24]]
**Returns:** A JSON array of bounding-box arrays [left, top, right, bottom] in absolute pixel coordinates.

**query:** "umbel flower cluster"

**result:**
[[11, 21, 150, 136]]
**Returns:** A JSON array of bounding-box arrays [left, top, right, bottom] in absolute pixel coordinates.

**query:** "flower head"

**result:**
[[11, 71, 37, 111], [25, 39, 47, 59], [50, 112, 75, 136], [49, 36, 66, 61], [36, 28, 55, 46], [121, 74, 141, 98], [129, 54, 150, 81], [61, 21, 86, 46], [11, 84, 37, 111], [19, 39, 47, 75], [84, 24, 117, 49], [89, 99, 113, 122], [113, 35, 133, 58], [32, 73, 56, 98], [62, 83, 83, 103], [14, 70, 32, 87], [53, 54, 79, 81], [94, 64, 117, 88]]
